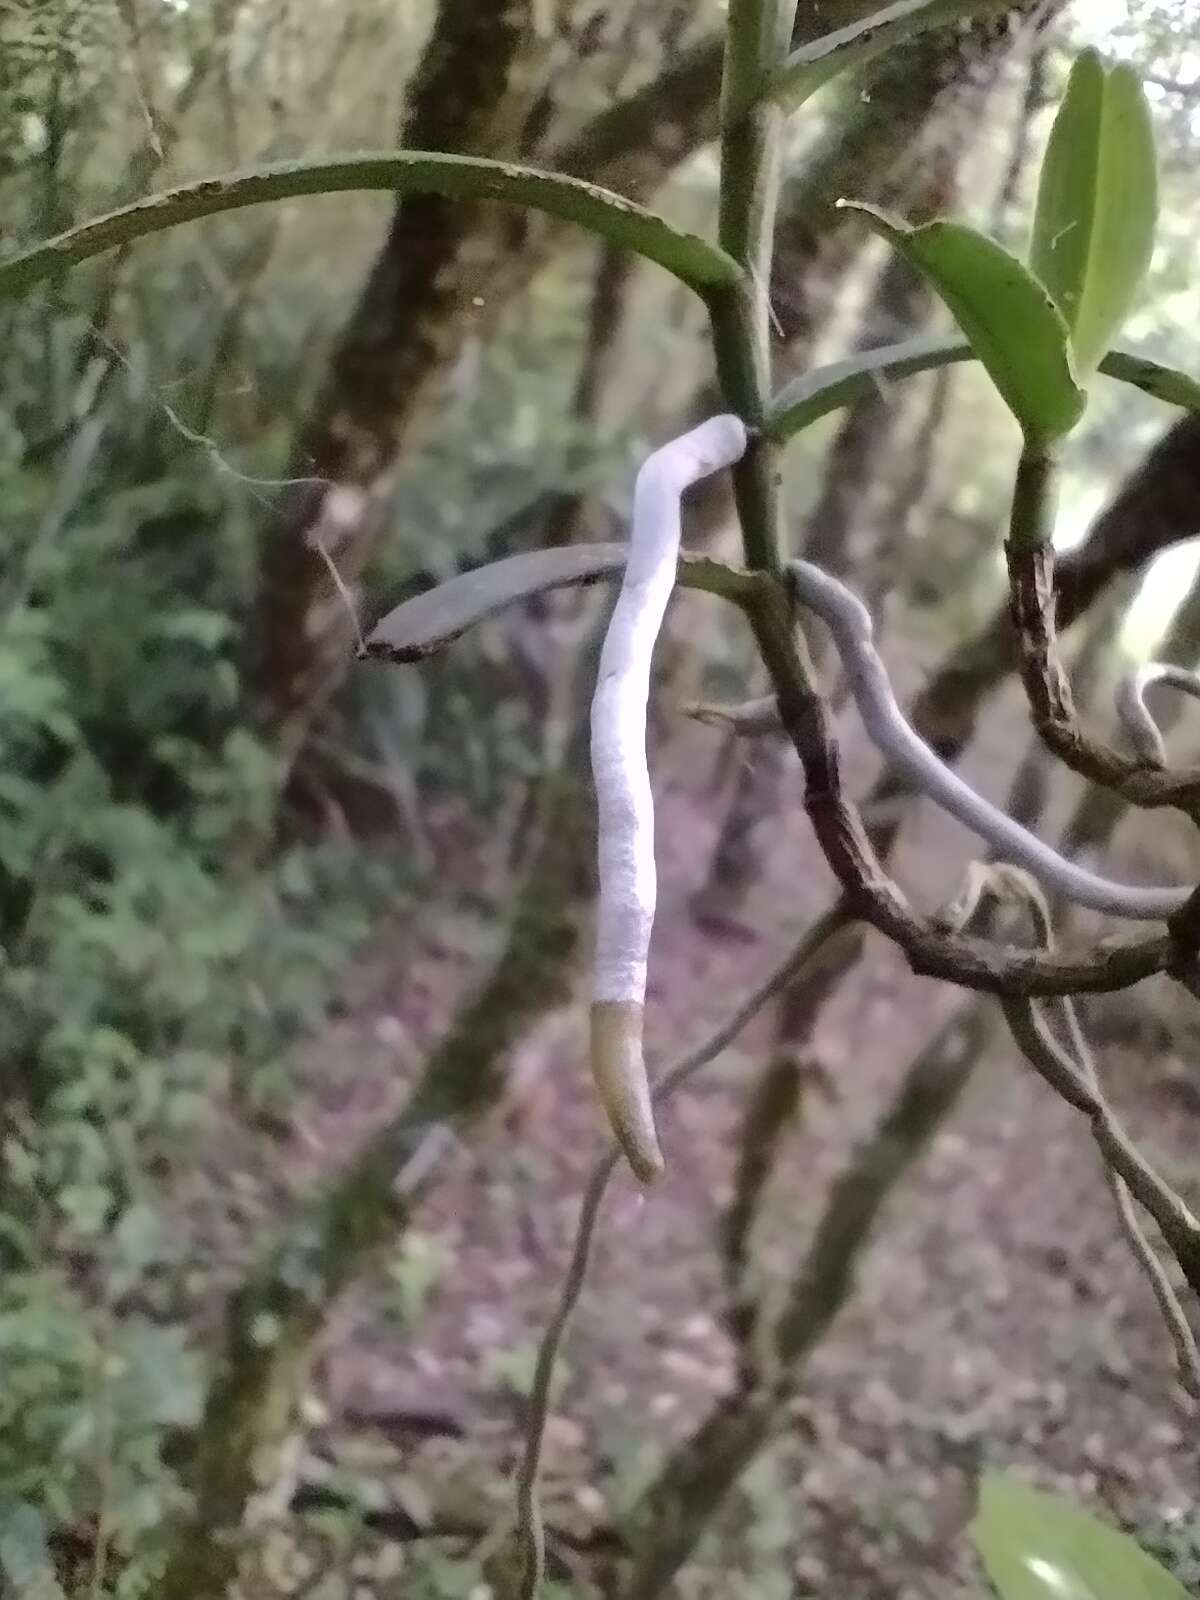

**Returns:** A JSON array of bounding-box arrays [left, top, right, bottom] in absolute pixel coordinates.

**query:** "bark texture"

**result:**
[[256, 0, 542, 760]]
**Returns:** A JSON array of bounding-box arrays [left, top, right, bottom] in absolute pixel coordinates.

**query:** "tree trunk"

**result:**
[[254, 0, 543, 763], [249, 2, 1039, 775], [161, 614, 604, 1598], [251, 1, 740, 767]]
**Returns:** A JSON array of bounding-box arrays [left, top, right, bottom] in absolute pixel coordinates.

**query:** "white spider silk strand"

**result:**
[[590, 414, 748, 1180]]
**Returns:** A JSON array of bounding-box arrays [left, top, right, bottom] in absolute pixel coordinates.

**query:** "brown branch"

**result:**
[[1058, 1004, 1200, 1398], [947, 866, 1200, 1395], [1001, 996, 1200, 1297], [694, 0, 1064, 924], [1007, 542, 1200, 815], [737, 574, 1184, 997], [903, 415, 1200, 776]]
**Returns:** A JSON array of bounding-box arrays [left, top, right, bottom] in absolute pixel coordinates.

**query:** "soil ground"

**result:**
[[221, 649, 1200, 1599]]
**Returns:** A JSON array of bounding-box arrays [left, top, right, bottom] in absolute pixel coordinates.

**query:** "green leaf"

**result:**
[[972, 1474, 1188, 1600], [768, 332, 971, 439], [1030, 50, 1158, 375], [1103, 348, 1200, 412], [842, 203, 1086, 445], [364, 547, 755, 662], [0, 152, 740, 304], [766, 338, 1200, 442], [770, 0, 1010, 110]]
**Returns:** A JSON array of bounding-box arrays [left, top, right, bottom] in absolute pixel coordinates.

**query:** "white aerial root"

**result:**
[[590, 414, 748, 1181], [788, 561, 1191, 921], [1115, 661, 1200, 768], [687, 568, 1196, 921]]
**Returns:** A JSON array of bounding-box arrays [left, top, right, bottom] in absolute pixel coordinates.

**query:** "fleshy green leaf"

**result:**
[[767, 332, 971, 438], [770, 0, 1010, 110], [1103, 348, 1200, 412], [364, 546, 753, 662], [1030, 51, 1106, 328], [972, 1474, 1188, 1600], [765, 337, 1200, 442], [842, 203, 1086, 445], [0, 152, 740, 304], [1030, 50, 1158, 375]]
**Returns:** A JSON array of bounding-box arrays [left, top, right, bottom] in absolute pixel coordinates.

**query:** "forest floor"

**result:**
[[214, 656, 1200, 1600]]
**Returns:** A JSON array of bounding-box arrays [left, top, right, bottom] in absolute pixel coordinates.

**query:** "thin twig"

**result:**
[[313, 536, 367, 657], [948, 867, 1200, 1394], [1002, 997, 1200, 1297], [513, 908, 845, 1598], [1059, 998, 1200, 1398], [1007, 540, 1200, 814]]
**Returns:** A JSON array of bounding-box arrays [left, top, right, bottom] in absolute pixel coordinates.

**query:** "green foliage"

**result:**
[[847, 50, 1161, 446], [0, 154, 740, 306], [972, 1474, 1189, 1600], [0, 442, 379, 1578], [771, 0, 1011, 109], [1029, 50, 1158, 377], [844, 204, 1087, 447], [0, 0, 118, 130], [378, 1230, 453, 1330]]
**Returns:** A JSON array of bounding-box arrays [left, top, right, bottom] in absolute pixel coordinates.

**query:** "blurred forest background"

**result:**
[[2, 1, 1200, 1596]]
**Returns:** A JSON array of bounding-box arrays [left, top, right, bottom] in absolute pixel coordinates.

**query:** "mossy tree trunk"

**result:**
[[253, 0, 544, 764], [161, 623, 604, 1598]]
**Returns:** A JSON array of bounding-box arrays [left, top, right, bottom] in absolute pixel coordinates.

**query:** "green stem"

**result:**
[[1008, 446, 1060, 552], [712, 0, 798, 574]]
